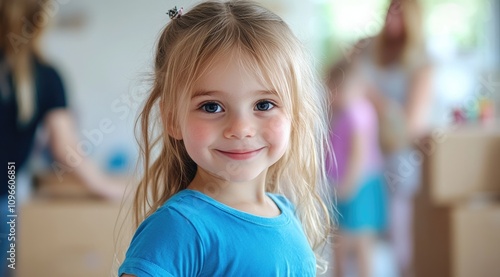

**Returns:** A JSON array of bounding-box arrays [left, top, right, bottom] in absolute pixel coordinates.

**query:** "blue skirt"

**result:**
[[335, 174, 388, 233]]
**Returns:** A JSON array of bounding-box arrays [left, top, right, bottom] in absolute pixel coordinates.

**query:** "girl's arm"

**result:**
[[44, 109, 126, 201], [337, 128, 365, 199], [405, 65, 433, 139], [365, 84, 388, 113]]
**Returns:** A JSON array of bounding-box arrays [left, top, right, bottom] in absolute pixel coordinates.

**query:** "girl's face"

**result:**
[[177, 54, 292, 183]]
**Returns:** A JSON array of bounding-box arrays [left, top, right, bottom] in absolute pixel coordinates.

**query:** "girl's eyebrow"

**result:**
[[191, 90, 220, 99], [191, 89, 276, 99]]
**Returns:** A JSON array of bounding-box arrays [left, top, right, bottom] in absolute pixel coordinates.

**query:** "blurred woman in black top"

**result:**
[[1, 1, 124, 275]]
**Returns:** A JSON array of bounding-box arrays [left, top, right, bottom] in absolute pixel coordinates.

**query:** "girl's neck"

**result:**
[[334, 93, 363, 117], [379, 36, 405, 66], [187, 169, 280, 217]]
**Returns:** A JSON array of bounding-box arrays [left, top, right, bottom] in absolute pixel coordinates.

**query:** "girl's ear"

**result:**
[[160, 100, 183, 140], [165, 112, 182, 140], [167, 119, 183, 140]]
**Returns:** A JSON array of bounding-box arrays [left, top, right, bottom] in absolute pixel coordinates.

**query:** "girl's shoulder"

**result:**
[[344, 98, 377, 128], [153, 189, 211, 220], [268, 193, 297, 214], [136, 190, 202, 230], [120, 191, 206, 276]]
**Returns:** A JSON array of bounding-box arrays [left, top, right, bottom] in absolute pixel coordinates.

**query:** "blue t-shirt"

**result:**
[[119, 189, 316, 277]]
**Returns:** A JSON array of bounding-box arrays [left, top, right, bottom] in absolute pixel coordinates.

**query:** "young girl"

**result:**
[[326, 58, 387, 277], [118, 1, 331, 276]]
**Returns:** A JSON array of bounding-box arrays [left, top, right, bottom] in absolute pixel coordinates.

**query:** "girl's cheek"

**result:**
[[185, 119, 215, 141], [262, 116, 291, 143]]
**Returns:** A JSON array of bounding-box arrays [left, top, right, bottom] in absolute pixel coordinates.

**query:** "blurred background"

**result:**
[[0, 0, 499, 276]]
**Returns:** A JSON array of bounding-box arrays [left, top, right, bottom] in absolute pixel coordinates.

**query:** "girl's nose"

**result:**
[[223, 114, 256, 139]]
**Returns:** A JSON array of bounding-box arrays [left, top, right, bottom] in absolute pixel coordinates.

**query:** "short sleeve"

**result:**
[[118, 207, 204, 277], [348, 99, 377, 133], [36, 63, 67, 115]]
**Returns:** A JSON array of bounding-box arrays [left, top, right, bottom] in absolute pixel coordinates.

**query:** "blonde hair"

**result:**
[[133, 0, 331, 271], [375, 0, 425, 68], [0, 0, 47, 125]]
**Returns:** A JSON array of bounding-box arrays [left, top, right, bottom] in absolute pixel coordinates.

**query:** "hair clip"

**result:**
[[167, 6, 183, 20]]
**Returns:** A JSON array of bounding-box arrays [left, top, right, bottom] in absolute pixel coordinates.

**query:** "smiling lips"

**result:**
[[216, 148, 264, 160]]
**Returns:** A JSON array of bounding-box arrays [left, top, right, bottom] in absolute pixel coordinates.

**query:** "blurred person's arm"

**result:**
[[365, 85, 388, 112], [366, 65, 433, 139], [44, 109, 125, 201], [405, 65, 433, 138], [337, 126, 365, 200]]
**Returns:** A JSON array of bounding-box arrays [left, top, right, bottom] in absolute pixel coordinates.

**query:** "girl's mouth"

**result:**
[[216, 148, 264, 160]]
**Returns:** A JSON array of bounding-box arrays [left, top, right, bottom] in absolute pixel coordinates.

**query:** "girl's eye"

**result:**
[[255, 100, 275, 111], [201, 102, 223, 113]]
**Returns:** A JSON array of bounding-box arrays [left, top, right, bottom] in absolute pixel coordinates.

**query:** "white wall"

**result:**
[[40, 0, 199, 169]]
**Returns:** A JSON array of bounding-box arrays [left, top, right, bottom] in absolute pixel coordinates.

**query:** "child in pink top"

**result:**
[[326, 59, 387, 277]]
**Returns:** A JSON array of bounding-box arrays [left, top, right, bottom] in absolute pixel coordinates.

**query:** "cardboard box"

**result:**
[[18, 199, 133, 277], [413, 189, 452, 277], [33, 172, 130, 199], [453, 203, 500, 277], [426, 126, 500, 205], [414, 147, 500, 277], [414, 197, 500, 277], [34, 173, 96, 198]]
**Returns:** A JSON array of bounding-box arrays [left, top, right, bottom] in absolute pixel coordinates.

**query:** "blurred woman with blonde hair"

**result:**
[[357, 0, 434, 276]]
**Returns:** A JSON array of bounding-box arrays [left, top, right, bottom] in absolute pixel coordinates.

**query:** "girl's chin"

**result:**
[[196, 168, 267, 184]]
